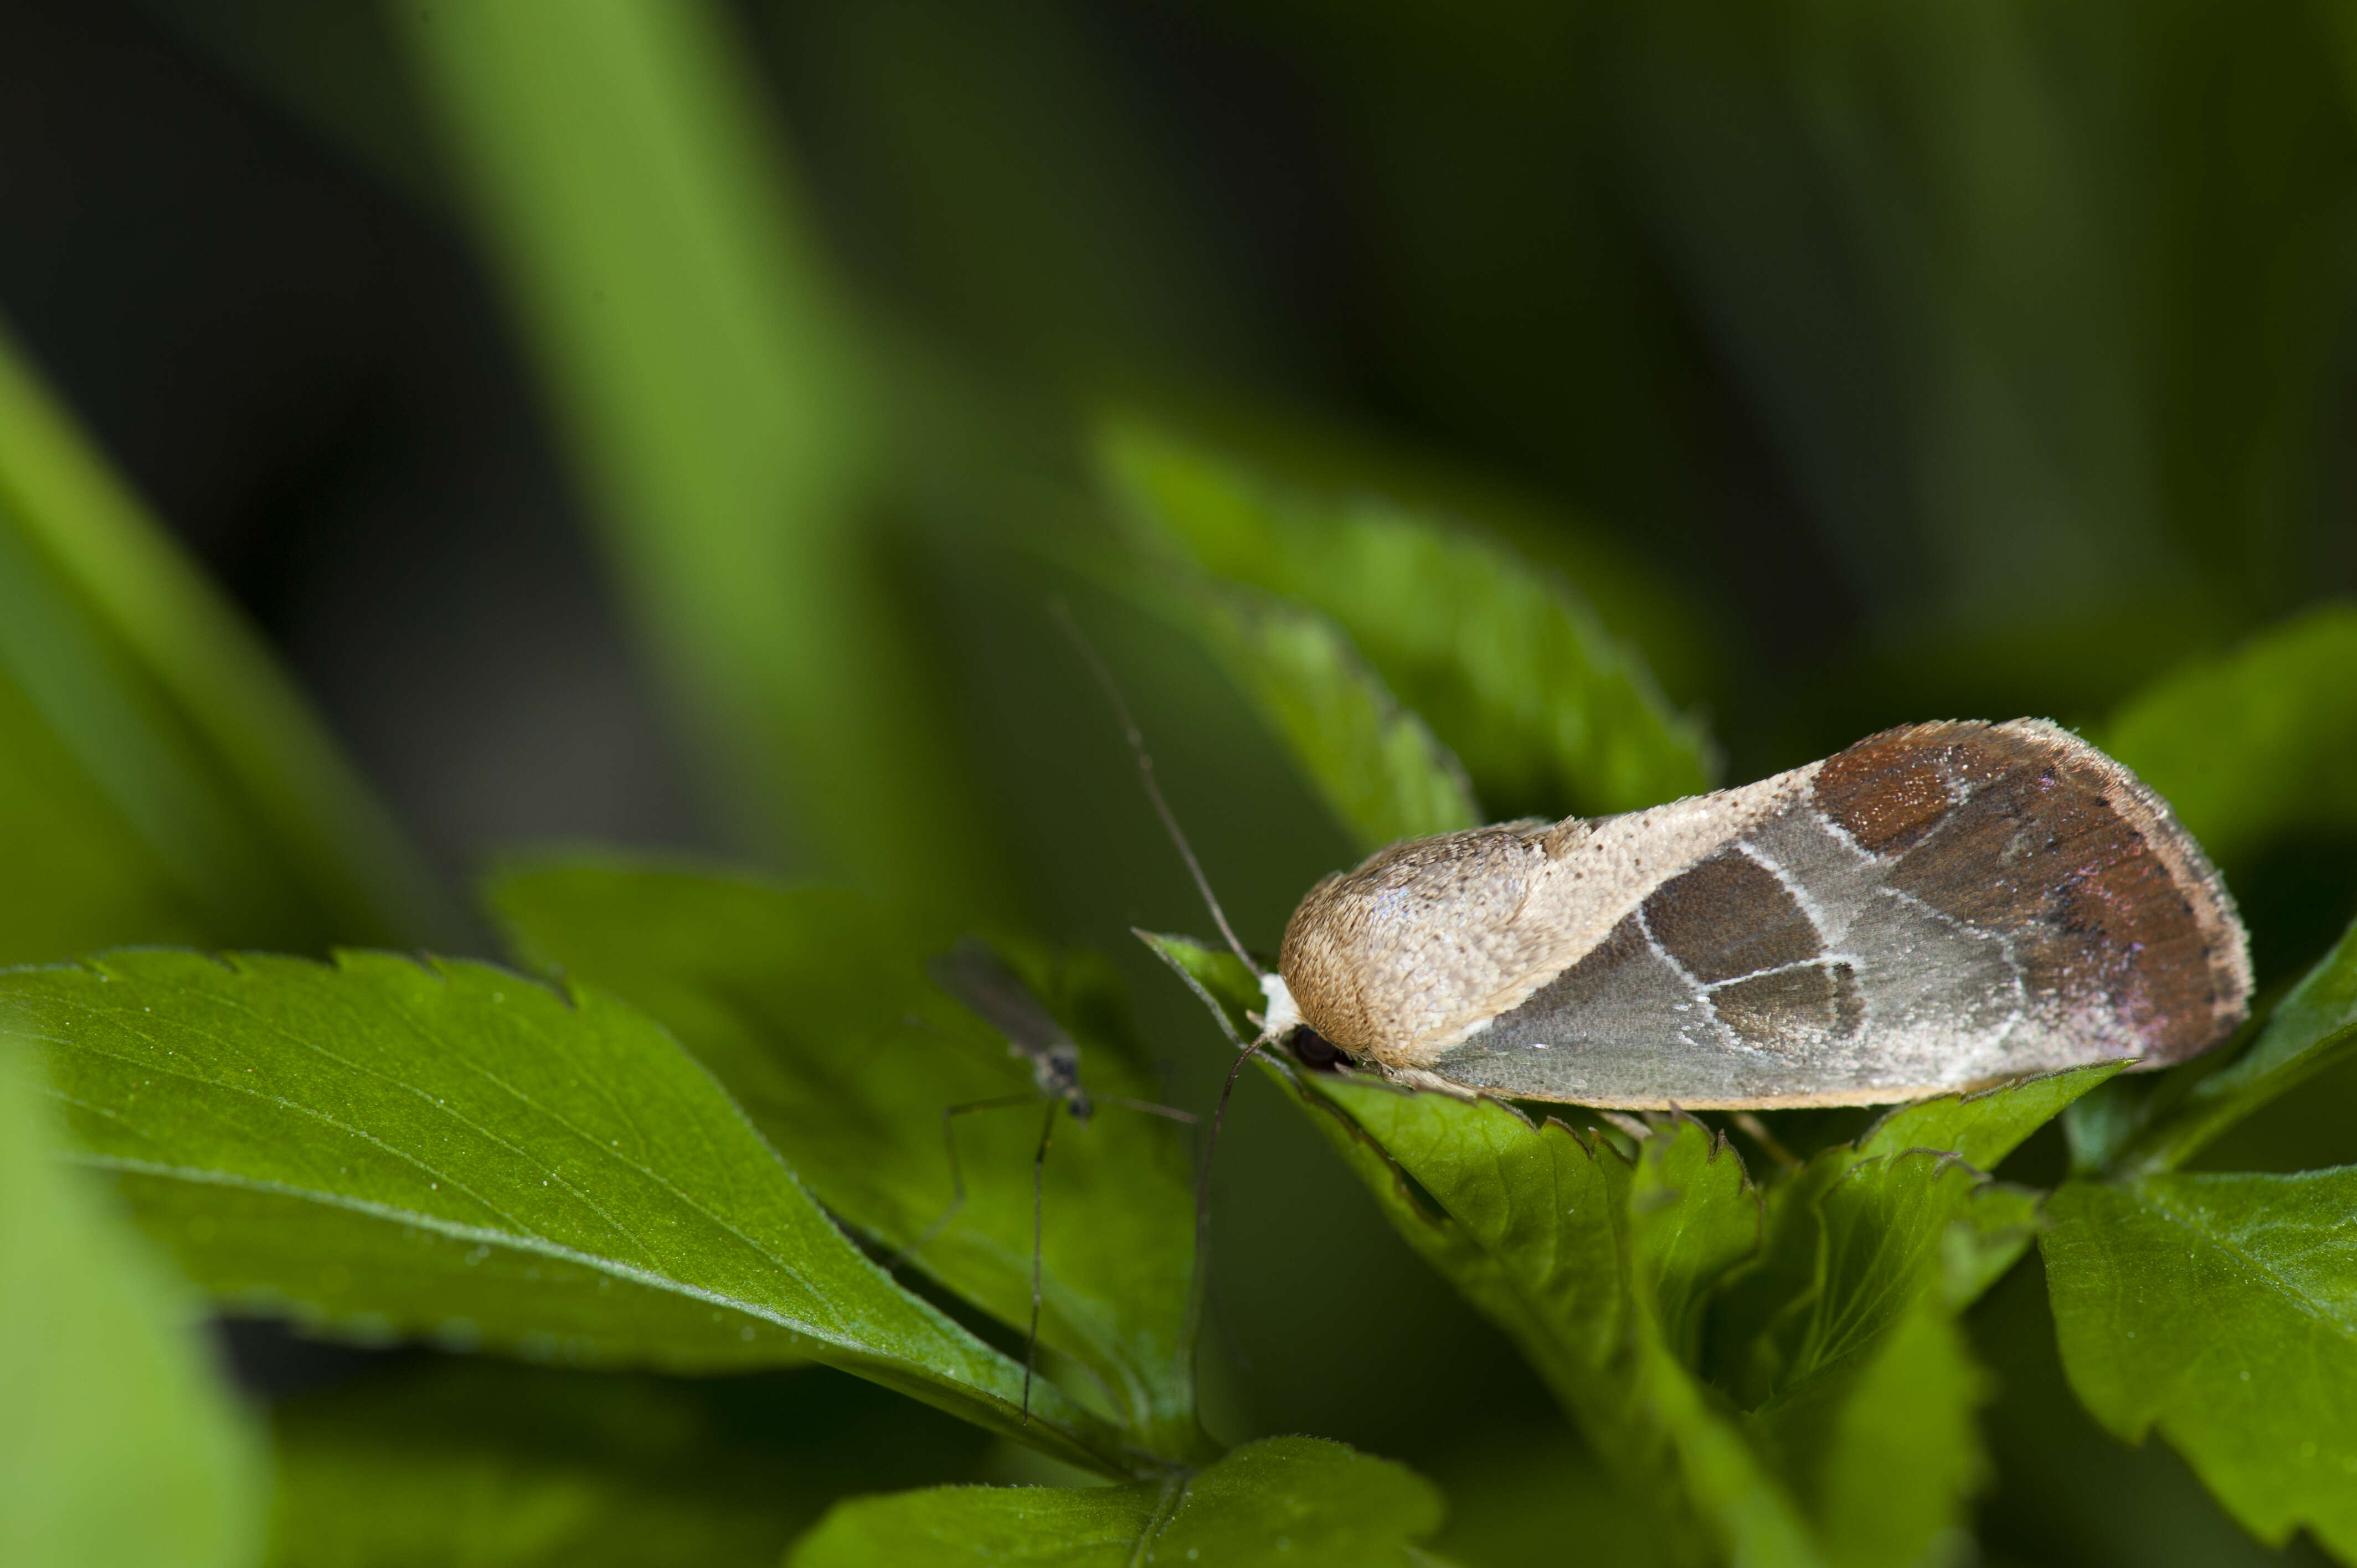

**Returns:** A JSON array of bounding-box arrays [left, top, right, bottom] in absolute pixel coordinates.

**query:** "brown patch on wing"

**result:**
[[1821, 720, 2248, 1065], [1643, 850, 1821, 983], [1814, 731, 1957, 853], [1712, 961, 1864, 1051]]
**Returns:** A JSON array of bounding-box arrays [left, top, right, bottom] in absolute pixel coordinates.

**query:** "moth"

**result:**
[[1253, 720, 2252, 1108]]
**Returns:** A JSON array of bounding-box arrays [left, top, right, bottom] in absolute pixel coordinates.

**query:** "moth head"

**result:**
[[1256, 971, 1355, 1070]]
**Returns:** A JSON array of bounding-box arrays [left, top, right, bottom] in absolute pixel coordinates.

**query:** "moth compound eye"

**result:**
[[1291, 1029, 1348, 1070]]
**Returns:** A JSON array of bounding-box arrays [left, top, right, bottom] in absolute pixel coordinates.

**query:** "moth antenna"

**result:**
[[1051, 598, 1263, 978], [1179, 1023, 1277, 1405]]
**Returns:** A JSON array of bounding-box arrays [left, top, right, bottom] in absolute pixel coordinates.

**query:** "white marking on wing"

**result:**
[[1734, 838, 1842, 953], [1697, 954, 1868, 993]]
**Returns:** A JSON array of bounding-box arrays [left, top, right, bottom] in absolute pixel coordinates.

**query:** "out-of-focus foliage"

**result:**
[[0, 329, 450, 965], [788, 1437, 1446, 1568], [1100, 421, 1714, 821], [11, 0, 2357, 1561], [390, 1, 1007, 924], [2103, 606, 2357, 875], [0, 1035, 264, 1568]]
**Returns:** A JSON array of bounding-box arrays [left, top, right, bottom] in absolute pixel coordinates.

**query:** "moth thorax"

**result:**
[[1278, 824, 1561, 1067]]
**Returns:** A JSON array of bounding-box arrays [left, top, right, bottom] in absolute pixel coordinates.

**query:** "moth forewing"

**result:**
[[1267, 720, 2252, 1110]]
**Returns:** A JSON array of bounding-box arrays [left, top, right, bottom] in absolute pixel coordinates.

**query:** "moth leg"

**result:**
[[1387, 1065, 1481, 1100], [1023, 1097, 1059, 1427], [890, 1092, 1039, 1273]]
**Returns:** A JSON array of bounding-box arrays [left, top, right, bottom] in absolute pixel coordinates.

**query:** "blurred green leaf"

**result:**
[[1116, 399, 1726, 712], [1419, 1422, 1668, 1568], [0, 949, 1138, 1474], [0, 1034, 264, 1568], [487, 860, 1206, 1459], [1183, 586, 1478, 851], [1756, 1298, 1982, 1568], [1099, 421, 1716, 822], [2044, 1168, 2357, 1560], [393, 0, 1006, 921], [2072, 918, 2357, 1178], [786, 1436, 1446, 1568], [0, 327, 451, 963], [2102, 605, 2357, 873], [265, 1359, 977, 1568]]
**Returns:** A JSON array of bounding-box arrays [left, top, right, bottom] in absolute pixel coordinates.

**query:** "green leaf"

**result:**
[[0, 1033, 264, 1568], [1710, 1072, 2108, 1564], [1135, 931, 1261, 1043], [2044, 1168, 2357, 1559], [2077, 916, 2357, 1177], [393, 2, 1008, 921], [0, 949, 1139, 1476], [1859, 1062, 2125, 1173], [786, 1437, 1446, 1568], [1748, 1299, 1983, 1568], [1285, 1071, 1807, 1566], [1099, 420, 1715, 820], [2101, 604, 2357, 871], [487, 860, 1206, 1459], [0, 327, 451, 963], [1185, 585, 1479, 850], [265, 1359, 980, 1568]]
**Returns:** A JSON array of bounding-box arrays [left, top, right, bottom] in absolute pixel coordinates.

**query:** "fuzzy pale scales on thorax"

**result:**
[[1279, 771, 1806, 1068]]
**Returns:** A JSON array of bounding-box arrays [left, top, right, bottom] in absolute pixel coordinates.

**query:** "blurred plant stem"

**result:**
[[393, 0, 1010, 924]]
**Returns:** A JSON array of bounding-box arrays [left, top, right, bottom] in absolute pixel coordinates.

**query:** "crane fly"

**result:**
[[899, 936, 1195, 1423]]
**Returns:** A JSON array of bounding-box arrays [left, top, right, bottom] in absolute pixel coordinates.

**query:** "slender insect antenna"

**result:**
[[1050, 597, 1263, 978]]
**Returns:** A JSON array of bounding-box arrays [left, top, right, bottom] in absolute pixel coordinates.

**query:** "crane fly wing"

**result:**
[[928, 938, 1085, 1109]]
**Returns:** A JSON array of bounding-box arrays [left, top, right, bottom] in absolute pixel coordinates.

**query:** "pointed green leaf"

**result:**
[[1860, 1062, 2123, 1172], [786, 1437, 1445, 1568], [1100, 421, 1715, 819], [2101, 605, 2357, 871], [2045, 1168, 2357, 1559], [1, 1034, 264, 1568], [0, 328, 450, 963], [488, 862, 1205, 1459], [1186, 585, 1479, 850], [1135, 930, 1260, 1043], [0, 949, 1138, 1475]]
